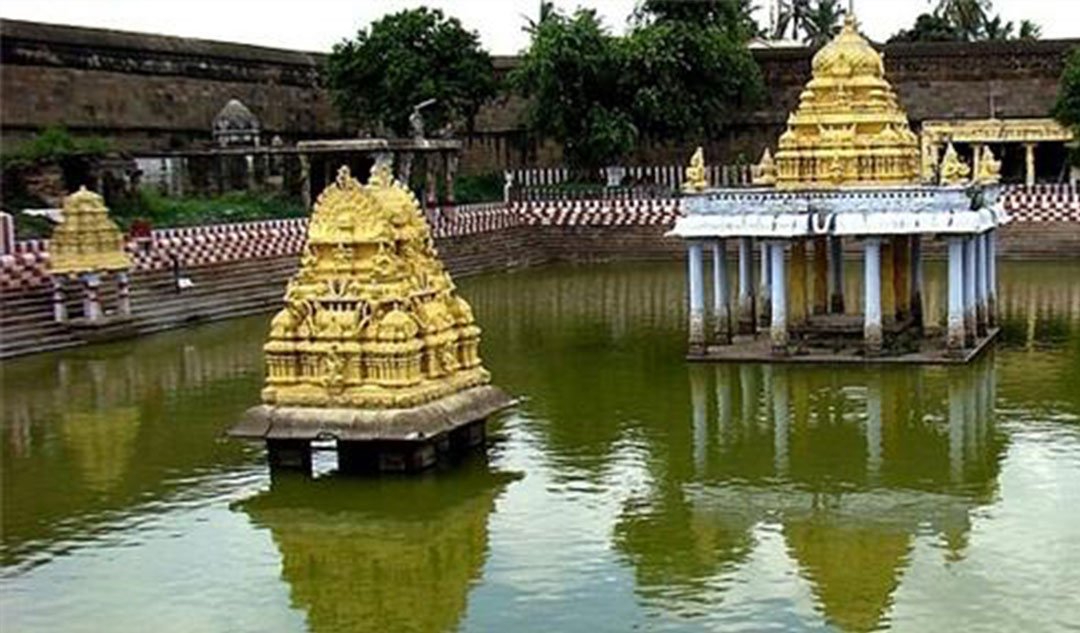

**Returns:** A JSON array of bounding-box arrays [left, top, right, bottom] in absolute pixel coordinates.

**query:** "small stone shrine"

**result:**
[[670, 15, 1007, 362], [229, 162, 513, 472], [47, 186, 134, 334]]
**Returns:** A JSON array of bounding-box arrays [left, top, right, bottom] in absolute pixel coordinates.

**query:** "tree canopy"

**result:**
[[888, 0, 1042, 43], [326, 8, 496, 136], [513, 2, 763, 170], [1053, 48, 1080, 164]]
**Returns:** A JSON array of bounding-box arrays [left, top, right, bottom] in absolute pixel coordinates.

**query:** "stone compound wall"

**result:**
[[3, 19, 1076, 172]]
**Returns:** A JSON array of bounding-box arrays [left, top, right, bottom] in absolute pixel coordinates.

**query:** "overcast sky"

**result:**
[[2, 0, 1078, 54]]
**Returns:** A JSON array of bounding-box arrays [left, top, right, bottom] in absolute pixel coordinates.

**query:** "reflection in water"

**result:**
[[238, 462, 515, 633], [1, 261, 1078, 633], [620, 358, 1001, 632], [1, 318, 265, 568]]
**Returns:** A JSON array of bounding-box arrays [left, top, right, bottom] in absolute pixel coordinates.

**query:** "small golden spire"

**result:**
[[975, 145, 1002, 185], [682, 147, 708, 193], [752, 148, 777, 186], [939, 142, 971, 185], [48, 187, 131, 275]]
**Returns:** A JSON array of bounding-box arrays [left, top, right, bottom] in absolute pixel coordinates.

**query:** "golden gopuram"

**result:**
[[671, 14, 1008, 363], [230, 162, 514, 473], [47, 186, 134, 326], [773, 16, 920, 189]]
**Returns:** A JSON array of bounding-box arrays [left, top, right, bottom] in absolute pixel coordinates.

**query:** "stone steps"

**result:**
[[0, 256, 298, 359]]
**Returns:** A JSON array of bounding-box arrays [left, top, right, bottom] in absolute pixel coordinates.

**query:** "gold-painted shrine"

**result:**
[[773, 15, 920, 189], [261, 164, 487, 409], [231, 162, 514, 473]]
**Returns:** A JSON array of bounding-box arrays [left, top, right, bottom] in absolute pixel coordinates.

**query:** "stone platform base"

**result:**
[[228, 385, 516, 473], [688, 328, 1000, 365]]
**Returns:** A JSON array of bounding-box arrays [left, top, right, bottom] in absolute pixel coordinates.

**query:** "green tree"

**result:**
[[932, 0, 990, 40], [512, 8, 636, 169], [802, 0, 846, 47], [622, 17, 763, 143], [888, 13, 963, 43], [636, 0, 762, 39], [980, 14, 1015, 40], [1018, 19, 1042, 40], [326, 8, 496, 136], [1052, 48, 1080, 165], [772, 0, 812, 41]]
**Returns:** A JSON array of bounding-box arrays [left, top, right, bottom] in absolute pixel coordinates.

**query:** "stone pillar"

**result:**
[[975, 233, 988, 336], [947, 237, 966, 352], [82, 272, 102, 322], [769, 242, 788, 354], [299, 153, 311, 210], [880, 238, 895, 325], [1024, 142, 1036, 187], [987, 229, 997, 327], [688, 242, 706, 350], [425, 155, 439, 220], [712, 240, 732, 344], [864, 238, 883, 354], [894, 235, 910, 321], [829, 236, 845, 313], [963, 236, 977, 347], [51, 276, 67, 323], [789, 239, 808, 327], [117, 271, 132, 316], [445, 152, 459, 217], [738, 237, 756, 334], [759, 242, 772, 326], [398, 151, 415, 184], [812, 236, 828, 315], [911, 235, 924, 331]]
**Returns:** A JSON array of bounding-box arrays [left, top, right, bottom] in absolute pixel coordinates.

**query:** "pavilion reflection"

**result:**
[[1, 316, 266, 567], [237, 460, 515, 633], [616, 357, 1002, 631]]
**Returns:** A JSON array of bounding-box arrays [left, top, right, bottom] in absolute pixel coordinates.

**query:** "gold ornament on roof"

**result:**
[[771, 15, 920, 189], [752, 148, 777, 185], [939, 142, 971, 185], [261, 164, 490, 409], [975, 145, 1001, 185], [682, 147, 707, 193], [48, 186, 131, 275]]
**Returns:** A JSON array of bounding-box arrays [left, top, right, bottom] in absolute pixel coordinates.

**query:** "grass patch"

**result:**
[[110, 190, 307, 231]]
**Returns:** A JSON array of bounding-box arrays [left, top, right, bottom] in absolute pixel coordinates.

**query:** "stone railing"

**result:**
[[506, 164, 754, 199], [1001, 184, 1080, 223], [2, 187, 1076, 293]]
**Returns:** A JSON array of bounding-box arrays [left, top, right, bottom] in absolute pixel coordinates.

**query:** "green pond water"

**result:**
[[2, 260, 1079, 633]]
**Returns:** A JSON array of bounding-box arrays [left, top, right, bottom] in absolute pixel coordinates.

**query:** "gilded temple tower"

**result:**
[[231, 162, 513, 472], [47, 186, 134, 328]]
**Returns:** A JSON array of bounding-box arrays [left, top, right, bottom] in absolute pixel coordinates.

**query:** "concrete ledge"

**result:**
[[688, 328, 1000, 365], [229, 385, 517, 442]]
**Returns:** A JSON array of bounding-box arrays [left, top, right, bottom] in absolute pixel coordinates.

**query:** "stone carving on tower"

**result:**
[[752, 148, 777, 186], [939, 142, 971, 185], [48, 187, 132, 275], [772, 15, 920, 189], [682, 147, 708, 193], [975, 146, 1002, 185], [261, 163, 490, 409]]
